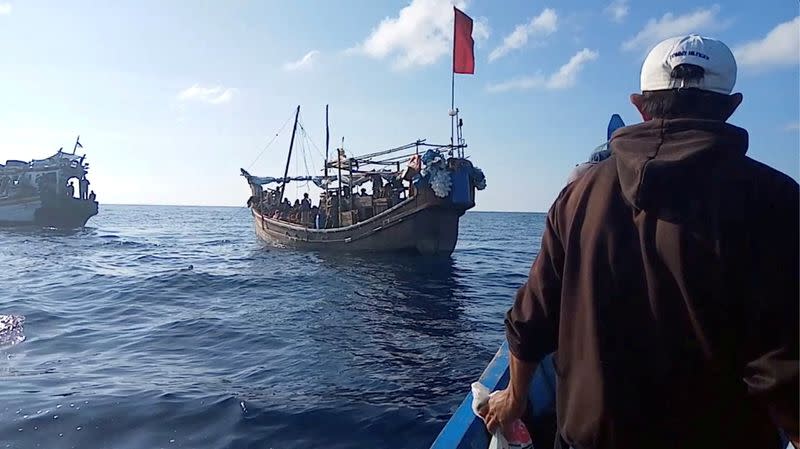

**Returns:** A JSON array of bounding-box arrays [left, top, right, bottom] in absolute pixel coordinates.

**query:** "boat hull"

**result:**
[[0, 195, 98, 228], [250, 188, 472, 256]]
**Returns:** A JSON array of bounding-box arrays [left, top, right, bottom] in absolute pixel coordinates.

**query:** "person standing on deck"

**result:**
[[79, 176, 91, 200], [480, 35, 799, 449]]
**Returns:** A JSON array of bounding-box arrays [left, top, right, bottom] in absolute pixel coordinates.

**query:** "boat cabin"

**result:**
[[0, 150, 92, 201]]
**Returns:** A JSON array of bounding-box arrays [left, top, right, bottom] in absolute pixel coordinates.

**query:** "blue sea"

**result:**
[[0, 206, 545, 449]]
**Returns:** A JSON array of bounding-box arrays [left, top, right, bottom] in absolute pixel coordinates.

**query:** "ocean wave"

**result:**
[[1, 206, 542, 449]]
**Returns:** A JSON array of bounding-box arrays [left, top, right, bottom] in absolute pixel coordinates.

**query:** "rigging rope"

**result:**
[[299, 133, 311, 194], [245, 108, 296, 170], [294, 112, 322, 192], [296, 115, 326, 160]]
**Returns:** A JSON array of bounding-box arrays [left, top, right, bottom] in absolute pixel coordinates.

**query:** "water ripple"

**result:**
[[0, 206, 545, 448]]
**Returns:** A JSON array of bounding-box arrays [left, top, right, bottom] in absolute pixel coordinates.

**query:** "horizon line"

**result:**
[[100, 203, 547, 214]]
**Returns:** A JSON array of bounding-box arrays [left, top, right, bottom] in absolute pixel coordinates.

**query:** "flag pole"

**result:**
[[452, 6, 473, 157], [450, 8, 456, 149], [450, 71, 455, 148]]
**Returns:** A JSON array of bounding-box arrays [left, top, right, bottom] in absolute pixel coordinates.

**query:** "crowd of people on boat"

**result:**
[[248, 175, 409, 229], [252, 191, 319, 223]]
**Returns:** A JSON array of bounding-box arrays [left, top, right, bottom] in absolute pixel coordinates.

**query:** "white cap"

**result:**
[[640, 35, 737, 94]]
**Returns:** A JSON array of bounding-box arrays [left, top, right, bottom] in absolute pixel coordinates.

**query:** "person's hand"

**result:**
[[478, 387, 527, 434]]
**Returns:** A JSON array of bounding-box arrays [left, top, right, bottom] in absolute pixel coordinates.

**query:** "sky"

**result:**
[[0, 0, 797, 212]]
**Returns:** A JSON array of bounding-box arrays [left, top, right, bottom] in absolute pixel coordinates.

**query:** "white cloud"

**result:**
[[352, 0, 489, 70], [546, 48, 600, 88], [487, 75, 547, 92], [177, 84, 236, 104], [283, 50, 320, 71], [734, 17, 800, 70], [0, 3, 12, 15], [489, 8, 557, 62], [604, 0, 629, 23], [784, 121, 800, 131], [487, 48, 598, 92], [472, 16, 491, 42], [622, 6, 723, 51]]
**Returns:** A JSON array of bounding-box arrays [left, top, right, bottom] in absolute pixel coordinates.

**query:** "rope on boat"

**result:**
[[245, 108, 297, 170], [296, 116, 326, 160]]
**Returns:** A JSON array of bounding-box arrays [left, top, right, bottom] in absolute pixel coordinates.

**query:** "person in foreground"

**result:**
[[480, 35, 799, 449]]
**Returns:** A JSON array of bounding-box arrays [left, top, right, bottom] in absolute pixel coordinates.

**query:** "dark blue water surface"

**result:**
[[0, 206, 545, 449]]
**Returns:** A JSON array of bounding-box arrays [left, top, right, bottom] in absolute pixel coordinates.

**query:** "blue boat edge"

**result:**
[[430, 342, 511, 449]]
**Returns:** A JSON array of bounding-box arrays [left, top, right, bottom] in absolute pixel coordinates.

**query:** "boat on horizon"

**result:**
[[0, 137, 98, 228], [240, 105, 486, 256]]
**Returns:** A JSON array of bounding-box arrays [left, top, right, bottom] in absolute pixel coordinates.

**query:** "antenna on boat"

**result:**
[[278, 105, 301, 205], [72, 135, 82, 155]]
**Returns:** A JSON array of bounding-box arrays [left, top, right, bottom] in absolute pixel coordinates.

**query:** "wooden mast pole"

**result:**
[[324, 105, 330, 179], [278, 105, 301, 205], [336, 138, 344, 226], [348, 155, 354, 212]]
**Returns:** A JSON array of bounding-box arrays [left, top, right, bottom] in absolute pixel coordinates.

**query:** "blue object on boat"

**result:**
[[589, 145, 612, 163], [450, 166, 471, 205], [607, 113, 625, 141], [528, 353, 557, 417], [584, 114, 625, 163]]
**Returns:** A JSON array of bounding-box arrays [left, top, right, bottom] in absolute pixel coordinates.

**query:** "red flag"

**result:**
[[453, 7, 474, 74]]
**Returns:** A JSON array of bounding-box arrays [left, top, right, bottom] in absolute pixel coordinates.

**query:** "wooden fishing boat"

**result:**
[[241, 105, 486, 256], [0, 137, 98, 228]]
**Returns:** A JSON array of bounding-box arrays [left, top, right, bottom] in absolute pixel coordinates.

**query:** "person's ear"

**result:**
[[630, 93, 652, 121], [721, 93, 743, 121]]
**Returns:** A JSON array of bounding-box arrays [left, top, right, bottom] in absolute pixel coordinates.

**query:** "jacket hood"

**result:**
[[610, 119, 748, 216]]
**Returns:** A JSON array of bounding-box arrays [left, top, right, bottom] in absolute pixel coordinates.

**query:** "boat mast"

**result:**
[[278, 105, 301, 205], [337, 138, 344, 224], [324, 105, 330, 179], [348, 152, 354, 211]]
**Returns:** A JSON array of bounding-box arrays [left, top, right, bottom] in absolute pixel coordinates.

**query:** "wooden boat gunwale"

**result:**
[[252, 194, 416, 236], [251, 185, 472, 252], [430, 342, 510, 449]]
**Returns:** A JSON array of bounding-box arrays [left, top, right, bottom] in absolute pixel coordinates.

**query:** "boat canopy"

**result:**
[[240, 169, 399, 189], [1, 150, 88, 177], [244, 174, 333, 189]]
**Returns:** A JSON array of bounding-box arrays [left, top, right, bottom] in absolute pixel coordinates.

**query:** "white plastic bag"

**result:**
[[471, 382, 533, 449]]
